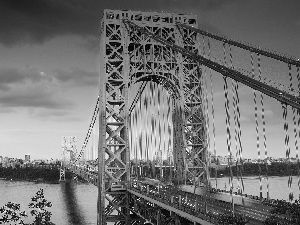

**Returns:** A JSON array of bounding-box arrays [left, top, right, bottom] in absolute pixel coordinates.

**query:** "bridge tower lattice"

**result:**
[[98, 9, 208, 224], [60, 136, 77, 182]]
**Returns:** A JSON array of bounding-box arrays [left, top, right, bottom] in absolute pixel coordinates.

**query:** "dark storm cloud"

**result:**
[[0, 67, 76, 110], [157, 0, 237, 11], [0, 0, 98, 46], [0, 0, 235, 46], [0, 68, 25, 84]]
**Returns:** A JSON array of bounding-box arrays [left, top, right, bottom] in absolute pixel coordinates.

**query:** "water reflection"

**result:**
[[61, 181, 85, 225]]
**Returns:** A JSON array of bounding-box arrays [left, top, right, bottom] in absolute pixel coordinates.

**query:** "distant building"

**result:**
[[25, 154, 30, 162]]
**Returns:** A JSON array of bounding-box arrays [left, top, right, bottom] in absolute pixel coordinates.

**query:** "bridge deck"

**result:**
[[69, 167, 292, 224]]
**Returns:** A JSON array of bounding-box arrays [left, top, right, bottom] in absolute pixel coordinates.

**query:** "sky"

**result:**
[[1, 0, 300, 160]]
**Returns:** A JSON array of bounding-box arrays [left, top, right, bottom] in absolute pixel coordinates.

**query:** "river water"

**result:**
[[0, 176, 299, 224], [210, 176, 300, 201], [0, 180, 97, 225]]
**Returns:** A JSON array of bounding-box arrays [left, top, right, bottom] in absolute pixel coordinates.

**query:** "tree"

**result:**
[[0, 202, 27, 224], [0, 189, 54, 225], [28, 189, 54, 225]]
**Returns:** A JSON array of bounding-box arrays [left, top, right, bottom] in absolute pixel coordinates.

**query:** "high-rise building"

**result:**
[[25, 154, 30, 162]]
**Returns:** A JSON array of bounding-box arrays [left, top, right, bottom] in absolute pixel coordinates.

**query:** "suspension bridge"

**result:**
[[60, 9, 300, 224]]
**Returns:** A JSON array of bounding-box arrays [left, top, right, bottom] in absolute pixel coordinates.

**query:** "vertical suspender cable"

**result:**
[[201, 35, 211, 187], [229, 44, 241, 194], [208, 38, 218, 190], [229, 45, 245, 207], [258, 54, 269, 200], [235, 73, 245, 205], [201, 34, 211, 188], [134, 40, 139, 178], [167, 95, 172, 183], [188, 57, 196, 187], [223, 42, 234, 215], [282, 102, 292, 201], [296, 65, 300, 200], [224, 75, 235, 215], [253, 53, 263, 199], [256, 53, 269, 200], [287, 63, 294, 201], [204, 66, 211, 188]]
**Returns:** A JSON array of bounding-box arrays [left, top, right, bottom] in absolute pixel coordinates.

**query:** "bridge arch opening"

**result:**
[[125, 22, 208, 186]]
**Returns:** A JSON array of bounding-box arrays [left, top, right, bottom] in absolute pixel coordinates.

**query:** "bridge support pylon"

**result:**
[[98, 9, 208, 224], [60, 136, 76, 182], [59, 166, 65, 182]]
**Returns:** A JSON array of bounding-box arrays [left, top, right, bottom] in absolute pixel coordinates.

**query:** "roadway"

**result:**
[[69, 167, 283, 224], [179, 185, 272, 223], [131, 179, 275, 224]]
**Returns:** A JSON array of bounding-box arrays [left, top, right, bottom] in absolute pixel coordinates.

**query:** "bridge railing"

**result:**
[[129, 181, 223, 224]]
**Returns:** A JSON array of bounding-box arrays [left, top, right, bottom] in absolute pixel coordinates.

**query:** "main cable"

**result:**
[[73, 97, 100, 163]]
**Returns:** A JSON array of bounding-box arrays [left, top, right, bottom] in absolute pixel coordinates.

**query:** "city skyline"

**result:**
[[1, 1, 300, 160]]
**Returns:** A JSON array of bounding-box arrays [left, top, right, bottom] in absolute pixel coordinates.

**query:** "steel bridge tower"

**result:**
[[98, 9, 209, 224], [60, 136, 77, 182]]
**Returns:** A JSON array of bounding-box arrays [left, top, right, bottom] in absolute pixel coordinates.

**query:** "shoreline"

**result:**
[[0, 177, 60, 184], [212, 175, 299, 179]]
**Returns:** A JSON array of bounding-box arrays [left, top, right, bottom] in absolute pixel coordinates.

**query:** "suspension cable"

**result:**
[[256, 54, 270, 200], [223, 42, 234, 215], [230, 44, 241, 194], [207, 38, 218, 190], [128, 36, 136, 178], [261, 88, 269, 200], [287, 63, 294, 202], [282, 102, 293, 201], [229, 44, 245, 205], [235, 71, 245, 205], [296, 65, 300, 200], [199, 63, 208, 213], [176, 23, 300, 67], [73, 97, 99, 163], [167, 96, 172, 183], [253, 53, 263, 200], [204, 65, 211, 188]]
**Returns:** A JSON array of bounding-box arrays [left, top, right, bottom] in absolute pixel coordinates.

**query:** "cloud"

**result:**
[[31, 109, 82, 121], [0, 66, 98, 89], [0, 108, 15, 113], [0, 67, 54, 91], [53, 68, 98, 86], [0, 85, 73, 109], [0, 67, 76, 111], [0, 66, 100, 118], [158, 0, 237, 12], [0, 0, 98, 46], [0, 0, 237, 46], [79, 36, 100, 52]]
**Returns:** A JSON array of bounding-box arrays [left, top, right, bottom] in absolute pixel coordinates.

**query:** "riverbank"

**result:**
[[0, 167, 74, 183], [210, 162, 300, 178]]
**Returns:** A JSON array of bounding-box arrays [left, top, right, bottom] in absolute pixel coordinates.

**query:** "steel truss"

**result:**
[[130, 194, 183, 225], [98, 9, 208, 224], [123, 20, 300, 109], [60, 136, 76, 181]]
